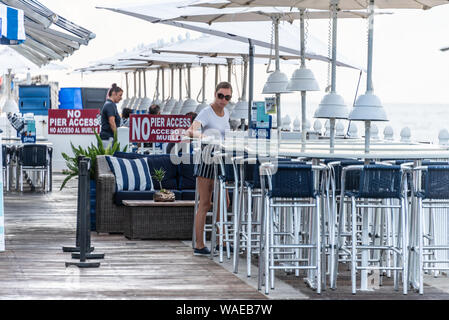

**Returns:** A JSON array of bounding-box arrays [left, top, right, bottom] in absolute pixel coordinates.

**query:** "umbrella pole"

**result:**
[[125, 72, 129, 99], [138, 70, 142, 99], [365, 0, 375, 154], [215, 64, 219, 89], [227, 58, 232, 83], [330, 118, 336, 152], [143, 70, 147, 98], [187, 64, 192, 99], [300, 9, 307, 150], [162, 67, 165, 102], [274, 17, 281, 137], [179, 66, 183, 101], [171, 66, 175, 100], [329, 0, 338, 153], [202, 65, 206, 103], [241, 55, 248, 130], [248, 39, 254, 125], [155, 68, 160, 101], [133, 70, 137, 110], [365, 121, 371, 154]]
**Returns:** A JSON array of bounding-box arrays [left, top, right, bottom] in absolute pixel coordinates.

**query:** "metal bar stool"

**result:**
[[232, 156, 266, 277], [412, 165, 449, 294], [210, 150, 239, 263], [326, 159, 365, 289], [2, 145, 10, 191], [340, 164, 410, 295], [258, 162, 327, 295]]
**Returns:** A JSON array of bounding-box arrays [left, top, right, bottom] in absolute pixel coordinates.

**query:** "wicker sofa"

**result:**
[[95, 152, 196, 234]]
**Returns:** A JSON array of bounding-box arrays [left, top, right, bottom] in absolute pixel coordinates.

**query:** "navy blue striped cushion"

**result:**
[[105, 156, 153, 191]]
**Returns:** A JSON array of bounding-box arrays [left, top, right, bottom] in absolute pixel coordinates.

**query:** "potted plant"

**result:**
[[60, 131, 127, 230], [152, 168, 175, 202]]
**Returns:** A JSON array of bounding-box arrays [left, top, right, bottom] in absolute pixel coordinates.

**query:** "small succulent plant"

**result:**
[[152, 168, 167, 192]]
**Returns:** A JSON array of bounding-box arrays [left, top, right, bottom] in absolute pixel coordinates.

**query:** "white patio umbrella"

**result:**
[[97, 2, 363, 136], [199, 0, 449, 152], [173, 4, 370, 138], [96, 3, 362, 69], [153, 33, 300, 62], [191, 0, 448, 9]]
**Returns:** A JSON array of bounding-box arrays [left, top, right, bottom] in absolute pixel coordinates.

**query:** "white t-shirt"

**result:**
[[195, 106, 230, 140]]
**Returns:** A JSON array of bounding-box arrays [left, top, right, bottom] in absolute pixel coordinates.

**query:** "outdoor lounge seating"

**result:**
[[95, 152, 196, 235]]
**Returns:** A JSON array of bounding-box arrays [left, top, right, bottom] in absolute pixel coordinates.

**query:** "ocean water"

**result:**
[[281, 102, 449, 144]]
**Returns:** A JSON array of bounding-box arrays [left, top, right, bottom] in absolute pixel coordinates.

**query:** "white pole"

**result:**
[[300, 9, 307, 150], [274, 17, 282, 136], [364, 0, 375, 154], [329, 0, 338, 153]]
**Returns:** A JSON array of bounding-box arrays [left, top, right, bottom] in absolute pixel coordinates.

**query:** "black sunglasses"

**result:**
[[217, 93, 232, 101]]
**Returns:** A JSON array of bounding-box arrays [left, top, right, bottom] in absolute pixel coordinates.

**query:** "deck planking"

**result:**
[[2, 173, 449, 300], [0, 174, 265, 300]]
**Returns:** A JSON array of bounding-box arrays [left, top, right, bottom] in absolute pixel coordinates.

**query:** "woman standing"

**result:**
[[186, 82, 232, 256], [100, 83, 123, 148]]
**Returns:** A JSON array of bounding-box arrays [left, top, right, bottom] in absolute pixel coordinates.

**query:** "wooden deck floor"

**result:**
[[0, 174, 265, 300], [1, 173, 449, 300]]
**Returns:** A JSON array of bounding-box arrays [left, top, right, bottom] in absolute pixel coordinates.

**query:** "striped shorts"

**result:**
[[193, 143, 218, 180]]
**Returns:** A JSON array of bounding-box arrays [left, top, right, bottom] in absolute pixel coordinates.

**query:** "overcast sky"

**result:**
[[34, 0, 449, 105]]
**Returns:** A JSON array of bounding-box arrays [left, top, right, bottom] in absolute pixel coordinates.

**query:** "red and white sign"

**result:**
[[48, 109, 100, 135], [130, 114, 192, 143]]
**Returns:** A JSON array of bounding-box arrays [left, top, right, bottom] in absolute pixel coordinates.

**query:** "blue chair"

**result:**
[[412, 165, 449, 294], [17, 144, 51, 192], [258, 162, 328, 295], [235, 157, 306, 277], [340, 164, 409, 294]]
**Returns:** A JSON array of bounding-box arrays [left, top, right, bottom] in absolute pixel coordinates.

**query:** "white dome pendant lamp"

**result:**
[[262, 16, 293, 136], [348, 0, 388, 154], [287, 9, 320, 149], [314, 1, 349, 153]]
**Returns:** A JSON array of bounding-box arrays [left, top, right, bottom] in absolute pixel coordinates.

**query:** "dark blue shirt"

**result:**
[[100, 99, 121, 140]]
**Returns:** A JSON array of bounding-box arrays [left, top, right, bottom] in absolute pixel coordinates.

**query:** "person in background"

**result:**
[[149, 104, 161, 115], [166, 112, 197, 155], [144, 104, 162, 148], [121, 107, 132, 127], [100, 83, 123, 148]]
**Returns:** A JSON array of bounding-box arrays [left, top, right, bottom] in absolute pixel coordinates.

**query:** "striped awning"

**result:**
[[0, 3, 26, 45]]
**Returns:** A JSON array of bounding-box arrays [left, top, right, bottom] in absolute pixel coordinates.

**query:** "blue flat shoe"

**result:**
[[193, 247, 211, 256]]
